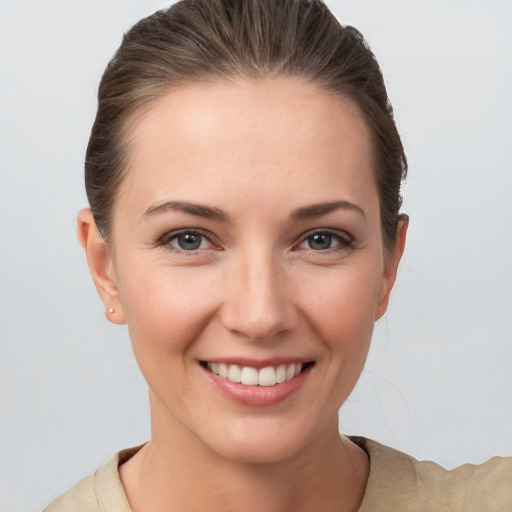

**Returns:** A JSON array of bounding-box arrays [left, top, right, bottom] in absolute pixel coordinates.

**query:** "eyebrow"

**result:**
[[142, 200, 229, 221], [291, 200, 365, 220], [142, 199, 365, 223]]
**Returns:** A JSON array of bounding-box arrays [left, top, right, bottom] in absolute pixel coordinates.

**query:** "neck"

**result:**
[[120, 400, 369, 512]]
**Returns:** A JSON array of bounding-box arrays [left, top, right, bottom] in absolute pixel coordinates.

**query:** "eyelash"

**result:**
[[158, 228, 354, 255], [158, 229, 216, 254], [295, 229, 354, 253]]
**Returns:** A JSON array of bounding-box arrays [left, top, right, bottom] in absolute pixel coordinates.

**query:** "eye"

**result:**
[[298, 230, 353, 251], [306, 233, 335, 250], [162, 230, 213, 252]]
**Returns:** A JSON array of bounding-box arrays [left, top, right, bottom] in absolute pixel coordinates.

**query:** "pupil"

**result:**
[[178, 233, 201, 250], [310, 233, 331, 250]]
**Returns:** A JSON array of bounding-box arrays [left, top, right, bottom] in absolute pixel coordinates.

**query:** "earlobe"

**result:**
[[77, 209, 126, 325], [374, 216, 409, 321]]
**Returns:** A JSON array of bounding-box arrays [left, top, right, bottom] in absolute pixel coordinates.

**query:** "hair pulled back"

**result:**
[[85, 0, 407, 251]]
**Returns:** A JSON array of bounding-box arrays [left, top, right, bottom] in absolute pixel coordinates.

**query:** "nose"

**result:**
[[220, 251, 297, 342]]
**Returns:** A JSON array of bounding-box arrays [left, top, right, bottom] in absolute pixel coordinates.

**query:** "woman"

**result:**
[[44, 0, 511, 510]]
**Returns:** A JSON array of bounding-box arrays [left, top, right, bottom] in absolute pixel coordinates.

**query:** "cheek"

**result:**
[[114, 262, 226, 411], [298, 263, 382, 352], [290, 263, 382, 416], [303, 268, 380, 330], [116, 261, 222, 359]]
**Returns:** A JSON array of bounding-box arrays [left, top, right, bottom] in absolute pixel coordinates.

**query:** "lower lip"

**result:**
[[202, 365, 313, 406]]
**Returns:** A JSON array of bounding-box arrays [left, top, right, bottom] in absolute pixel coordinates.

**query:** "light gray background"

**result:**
[[1, 1, 511, 510]]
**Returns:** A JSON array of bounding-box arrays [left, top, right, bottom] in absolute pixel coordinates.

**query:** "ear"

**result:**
[[77, 209, 126, 324], [374, 216, 409, 321]]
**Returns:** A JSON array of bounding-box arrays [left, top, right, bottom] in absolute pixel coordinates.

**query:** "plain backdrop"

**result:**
[[1, 1, 511, 510]]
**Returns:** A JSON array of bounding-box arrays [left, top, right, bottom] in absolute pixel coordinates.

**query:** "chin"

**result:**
[[197, 415, 324, 465], [212, 438, 308, 465]]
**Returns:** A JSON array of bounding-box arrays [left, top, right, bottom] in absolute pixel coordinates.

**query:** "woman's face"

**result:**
[[87, 78, 404, 463]]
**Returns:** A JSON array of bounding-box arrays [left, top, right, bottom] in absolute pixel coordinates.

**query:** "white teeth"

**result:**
[[240, 367, 259, 385], [227, 364, 241, 383], [218, 363, 229, 379], [276, 364, 286, 384], [258, 366, 277, 386], [207, 362, 307, 386]]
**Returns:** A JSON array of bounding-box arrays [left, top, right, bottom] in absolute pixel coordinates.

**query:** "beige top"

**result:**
[[44, 437, 512, 512]]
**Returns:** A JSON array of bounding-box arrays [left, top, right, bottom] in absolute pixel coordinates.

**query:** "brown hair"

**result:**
[[85, 0, 407, 251]]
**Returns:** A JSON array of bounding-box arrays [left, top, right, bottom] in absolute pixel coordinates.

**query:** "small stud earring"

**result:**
[[108, 307, 115, 314]]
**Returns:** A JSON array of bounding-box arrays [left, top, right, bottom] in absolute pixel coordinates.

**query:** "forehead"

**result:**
[[118, 77, 378, 219]]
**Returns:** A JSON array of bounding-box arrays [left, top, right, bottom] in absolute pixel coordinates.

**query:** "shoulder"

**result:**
[[44, 446, 143, 512], [43, 472, 98, 512], [351, 436, 512, 512]]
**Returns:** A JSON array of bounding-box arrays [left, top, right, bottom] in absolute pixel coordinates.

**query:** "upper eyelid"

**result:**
[[293, 229, 354, 252], [298, 227, 353, 242], [157, 227, 353, 249], [159, 228, 216, 247]]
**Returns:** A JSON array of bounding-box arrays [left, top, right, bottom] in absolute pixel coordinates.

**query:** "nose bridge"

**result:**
[[221, 244, 295, 341]]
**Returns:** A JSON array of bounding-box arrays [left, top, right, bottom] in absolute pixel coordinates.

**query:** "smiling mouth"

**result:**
[[200, 361, 315, 387]]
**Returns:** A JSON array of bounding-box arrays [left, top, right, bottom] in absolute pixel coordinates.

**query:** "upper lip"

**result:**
[[200, 357, 314, 370]]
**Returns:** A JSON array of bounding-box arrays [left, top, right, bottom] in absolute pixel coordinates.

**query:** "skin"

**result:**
[[78, 78, 407, 512]]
